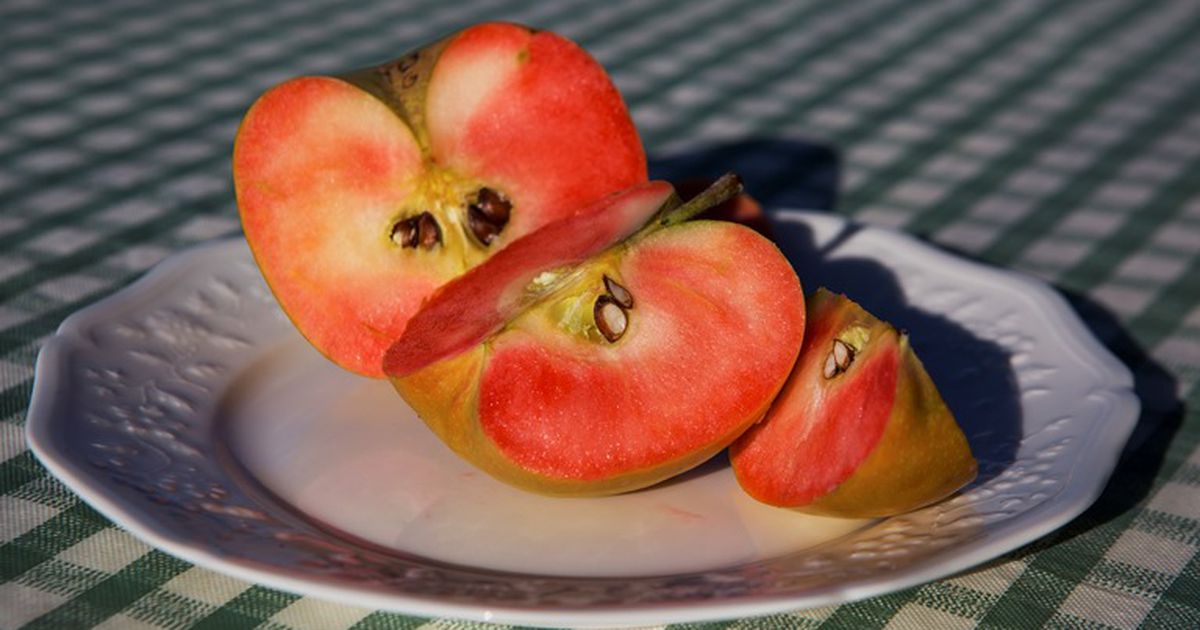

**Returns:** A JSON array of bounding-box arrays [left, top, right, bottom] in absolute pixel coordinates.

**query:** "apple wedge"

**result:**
[[730, 289, 977, 517], [385, 176, 806, 496], [233, 22, 646, 376]]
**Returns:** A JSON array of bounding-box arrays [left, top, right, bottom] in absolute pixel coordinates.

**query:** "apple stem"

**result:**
[[655, 172, 744, 229]]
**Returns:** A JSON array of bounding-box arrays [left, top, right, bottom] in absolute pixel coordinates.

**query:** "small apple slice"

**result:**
[[385, 176, 806, 496], [730, 288, 977, 517], [234, 23, 645, 377]]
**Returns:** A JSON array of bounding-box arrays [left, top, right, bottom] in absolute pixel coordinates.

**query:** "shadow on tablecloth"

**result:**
[[651, 137, 841, 211]]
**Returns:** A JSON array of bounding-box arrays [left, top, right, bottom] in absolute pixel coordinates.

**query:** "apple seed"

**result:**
[[603, 275, 634, 309], [467, 187, 512, 246], [823, 352, 838, 379], [833, 338, 853, 369], [824, 338, 855, 379], [417, 212, 441, 249], [594, 296, 628, 342], [391, 218, 418, 247], [391, 212, 441, 249]]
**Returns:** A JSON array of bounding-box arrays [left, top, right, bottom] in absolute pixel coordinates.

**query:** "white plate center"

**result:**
[[223, 340, 870, 577]]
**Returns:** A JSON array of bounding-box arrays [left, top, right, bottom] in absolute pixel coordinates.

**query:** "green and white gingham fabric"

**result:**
[[3, 0, 1199, 627]]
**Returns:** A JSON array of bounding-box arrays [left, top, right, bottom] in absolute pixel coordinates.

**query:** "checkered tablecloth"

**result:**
[[3, 0, 1198, 628]]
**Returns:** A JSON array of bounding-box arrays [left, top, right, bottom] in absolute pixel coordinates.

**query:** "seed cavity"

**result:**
[[603, 275, 633, 308], [391, 212, 441, 250], [594, 275, 635, 343], [467, 187, 512, 246], [594, 296, 628, 343], [823, 338, 855, 379]]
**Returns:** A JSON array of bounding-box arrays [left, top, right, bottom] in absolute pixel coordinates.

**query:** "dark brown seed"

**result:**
[[391, 217, 419, 248], [392, 212, 440, 249], [417, 212, 441, 249], [603, 275, 634, 309], [473, 187, 512, 224], [465, 188, 513, 247], [594, 296, 628, 343], [467, 206, 501, 245]]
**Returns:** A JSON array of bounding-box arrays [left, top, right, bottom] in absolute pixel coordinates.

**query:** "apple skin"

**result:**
[[730, 288, 977, 517], [386, 179, 807, 496], [233, 22, 646, 377]]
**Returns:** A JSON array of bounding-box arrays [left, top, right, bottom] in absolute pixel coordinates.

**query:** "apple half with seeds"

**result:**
[[730, 288, 977, 517], [384, 175, 806, 496], [233, 22, 646, 377]]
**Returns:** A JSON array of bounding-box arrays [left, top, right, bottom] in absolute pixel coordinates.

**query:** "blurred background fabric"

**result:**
[[2, 0, 1198, 627]]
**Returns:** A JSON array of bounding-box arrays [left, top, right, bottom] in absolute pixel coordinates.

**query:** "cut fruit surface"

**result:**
[[730, 288, 976, 517], [386, 177, 806, 496], [480, 223, 804, 483], [233, 22, 646, 377], [383, 181, 675, 377]]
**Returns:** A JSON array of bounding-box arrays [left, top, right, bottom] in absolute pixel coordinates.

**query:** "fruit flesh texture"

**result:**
[[383, 182, 676, 377], [730, 289, 976, 517], [234, 22, 646, 377], [387, 182, 806, 496]]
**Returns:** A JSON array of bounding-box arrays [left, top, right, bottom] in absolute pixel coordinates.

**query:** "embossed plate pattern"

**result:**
[[26, 211, 1138, 628]]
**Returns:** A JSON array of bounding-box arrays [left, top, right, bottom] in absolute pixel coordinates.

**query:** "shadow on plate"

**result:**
[[774, 221, 1023, 486], [1004, 289, 1181, 557]]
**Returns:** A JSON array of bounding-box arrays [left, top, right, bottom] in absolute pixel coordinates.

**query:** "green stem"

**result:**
[[655, 172, 743, 229]]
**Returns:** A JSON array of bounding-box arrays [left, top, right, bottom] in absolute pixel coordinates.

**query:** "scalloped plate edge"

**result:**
[[25, 212, 1141, 627]]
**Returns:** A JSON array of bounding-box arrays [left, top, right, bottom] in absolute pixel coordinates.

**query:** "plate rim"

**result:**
[[25, 211, 1140, 627]]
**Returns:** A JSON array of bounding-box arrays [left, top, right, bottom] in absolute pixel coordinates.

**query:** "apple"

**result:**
[[730, 288, 977, 517], [233, 22, 646, 377], [384, 176, 807, 496]]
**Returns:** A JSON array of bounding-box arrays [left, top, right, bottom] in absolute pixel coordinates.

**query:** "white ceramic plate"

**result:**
[[26, 211, 1138, 628]]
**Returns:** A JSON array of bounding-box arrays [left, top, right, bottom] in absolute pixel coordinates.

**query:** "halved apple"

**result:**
[[384, 176, 806, 496], [233, 22, 646, 376], [730, 289, 977, 517]]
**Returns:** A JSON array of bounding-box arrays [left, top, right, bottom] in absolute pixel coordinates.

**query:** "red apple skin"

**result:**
[[233, 22, 646, 377], [386, 182, 806, 496], [730, 289, 977, 517]]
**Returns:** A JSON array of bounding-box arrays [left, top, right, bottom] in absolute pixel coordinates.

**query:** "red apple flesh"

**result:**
[[385, 176, 807, 496], [233, 22, 646, 377], [730, 288, 977, 517]]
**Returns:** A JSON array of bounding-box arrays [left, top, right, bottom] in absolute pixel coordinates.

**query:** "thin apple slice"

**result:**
[[234, 23, 646, 377], [385, 176, 806, 496], [384, 181, 676, 377], [730, 288, 977, 517]]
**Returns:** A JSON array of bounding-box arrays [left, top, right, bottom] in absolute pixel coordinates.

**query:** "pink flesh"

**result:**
[[730, 310, 898, 505], [383, 182, 675, 377], [427, 23, 647, 242], [234, 77, 431, 377], [236, 25, 647, 378], [477, 223, 805, 481]]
